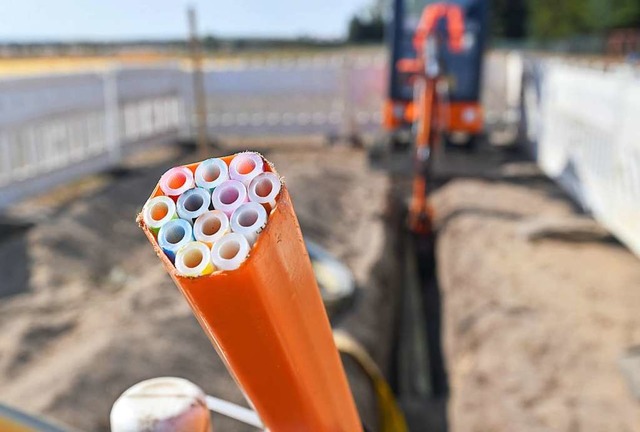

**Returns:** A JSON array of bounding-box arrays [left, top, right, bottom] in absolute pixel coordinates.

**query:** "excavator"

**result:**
[[378, 1, 490, 429], [382, 0, 489, 234], [384, 0, 489, 150]]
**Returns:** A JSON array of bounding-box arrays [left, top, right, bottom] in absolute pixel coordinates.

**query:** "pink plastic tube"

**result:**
[[160, 166, 195, 198], [211, 180, 248, 218], [229, 152, 264, 186]]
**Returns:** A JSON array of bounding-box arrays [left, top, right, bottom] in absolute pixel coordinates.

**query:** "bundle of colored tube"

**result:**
[[137, 152, 361, 431], [141, 152, 278, 275]]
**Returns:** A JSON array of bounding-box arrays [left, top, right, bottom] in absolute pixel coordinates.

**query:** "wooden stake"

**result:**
[[188, 6, 209, 157]]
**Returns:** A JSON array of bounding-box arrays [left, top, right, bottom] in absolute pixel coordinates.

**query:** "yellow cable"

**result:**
[[333, 330, 408, 432]]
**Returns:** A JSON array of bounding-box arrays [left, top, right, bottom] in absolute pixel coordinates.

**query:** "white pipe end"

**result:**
[[248, 172, 281, 210], [211, 233, 250, 271], [230, 202, 268, 246], [143, 195, 177, 232], [194, 210, 230, 245], [175, 241, 214, 277], [195, 158, 230, 191], [177, 187, 211, 221]]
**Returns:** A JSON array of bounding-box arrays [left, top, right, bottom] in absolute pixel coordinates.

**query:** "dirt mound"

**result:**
[[433, 178, 640, 432]]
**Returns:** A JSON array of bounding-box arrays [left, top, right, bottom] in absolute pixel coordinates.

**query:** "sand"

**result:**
[[433, 167, 640, 431], [3, 136, 640, 432], [0, 142, 391, 431]]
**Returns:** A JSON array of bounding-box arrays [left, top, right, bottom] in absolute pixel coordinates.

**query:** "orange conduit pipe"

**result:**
[[137, 154, 362, 432]]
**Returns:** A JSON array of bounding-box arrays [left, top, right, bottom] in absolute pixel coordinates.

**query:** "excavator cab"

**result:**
[[383, 0, 489, 148]]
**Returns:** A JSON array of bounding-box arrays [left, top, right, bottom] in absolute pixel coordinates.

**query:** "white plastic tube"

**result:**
[[194, 210, 229, 245], [229, 152, 264, 186], [177, 187, 211, 221], [205, 395, 264, 429], [195, 158, 229, 191], [158, 219, 193, 262], [210, 232, 251, 271], [143, 195, 177, 233], [175, 241, 215, 277], [230, 202, 268, 246], [211, 180, 248, 218], [159, 166, 195, 197], [248, 172, 281, 211], [110, 377, 211, 432]]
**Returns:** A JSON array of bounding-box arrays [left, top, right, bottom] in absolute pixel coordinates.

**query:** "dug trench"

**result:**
[[372, 158, 449, 432], [379, 136, 628, 432], [330, 168, 448, 432]]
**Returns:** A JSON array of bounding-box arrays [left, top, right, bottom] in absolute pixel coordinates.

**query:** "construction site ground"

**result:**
[[0, 136, 639, 431], [430, 142, 640, 432]]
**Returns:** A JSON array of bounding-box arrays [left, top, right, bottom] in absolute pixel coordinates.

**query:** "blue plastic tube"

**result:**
[[158, 219, 194, 262]]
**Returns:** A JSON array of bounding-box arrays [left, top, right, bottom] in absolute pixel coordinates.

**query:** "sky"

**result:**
[[0, 0, 372, 42]]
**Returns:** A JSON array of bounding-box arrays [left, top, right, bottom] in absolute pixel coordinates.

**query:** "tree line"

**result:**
[[496, 0, 640, 40], [348, 0, 640, 42]]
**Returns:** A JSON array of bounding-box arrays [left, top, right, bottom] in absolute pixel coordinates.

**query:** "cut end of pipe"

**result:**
[[177, 187, 211, 221], [146, 155, 277, 276], [194, 210, 230, 245], [248, 172, 281, 210], [158, 219, 193, 262], [229, 152, 264, 186], [160, 166, 195, 197], [211, 233, 251, 271], [176, 241, 215, 277], [195, 158, 230, 191], [211, 180, 248, 218], [143, 196, 177, 233], [230, 202, 268, 246]]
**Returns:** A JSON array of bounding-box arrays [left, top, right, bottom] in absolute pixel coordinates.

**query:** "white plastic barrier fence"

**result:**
[[0, 52, 386, 208], [201, 52, 386, 136], [0, 66, 185, 208], [511, 52, 640, 256], [116, 67, 185, 146]]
